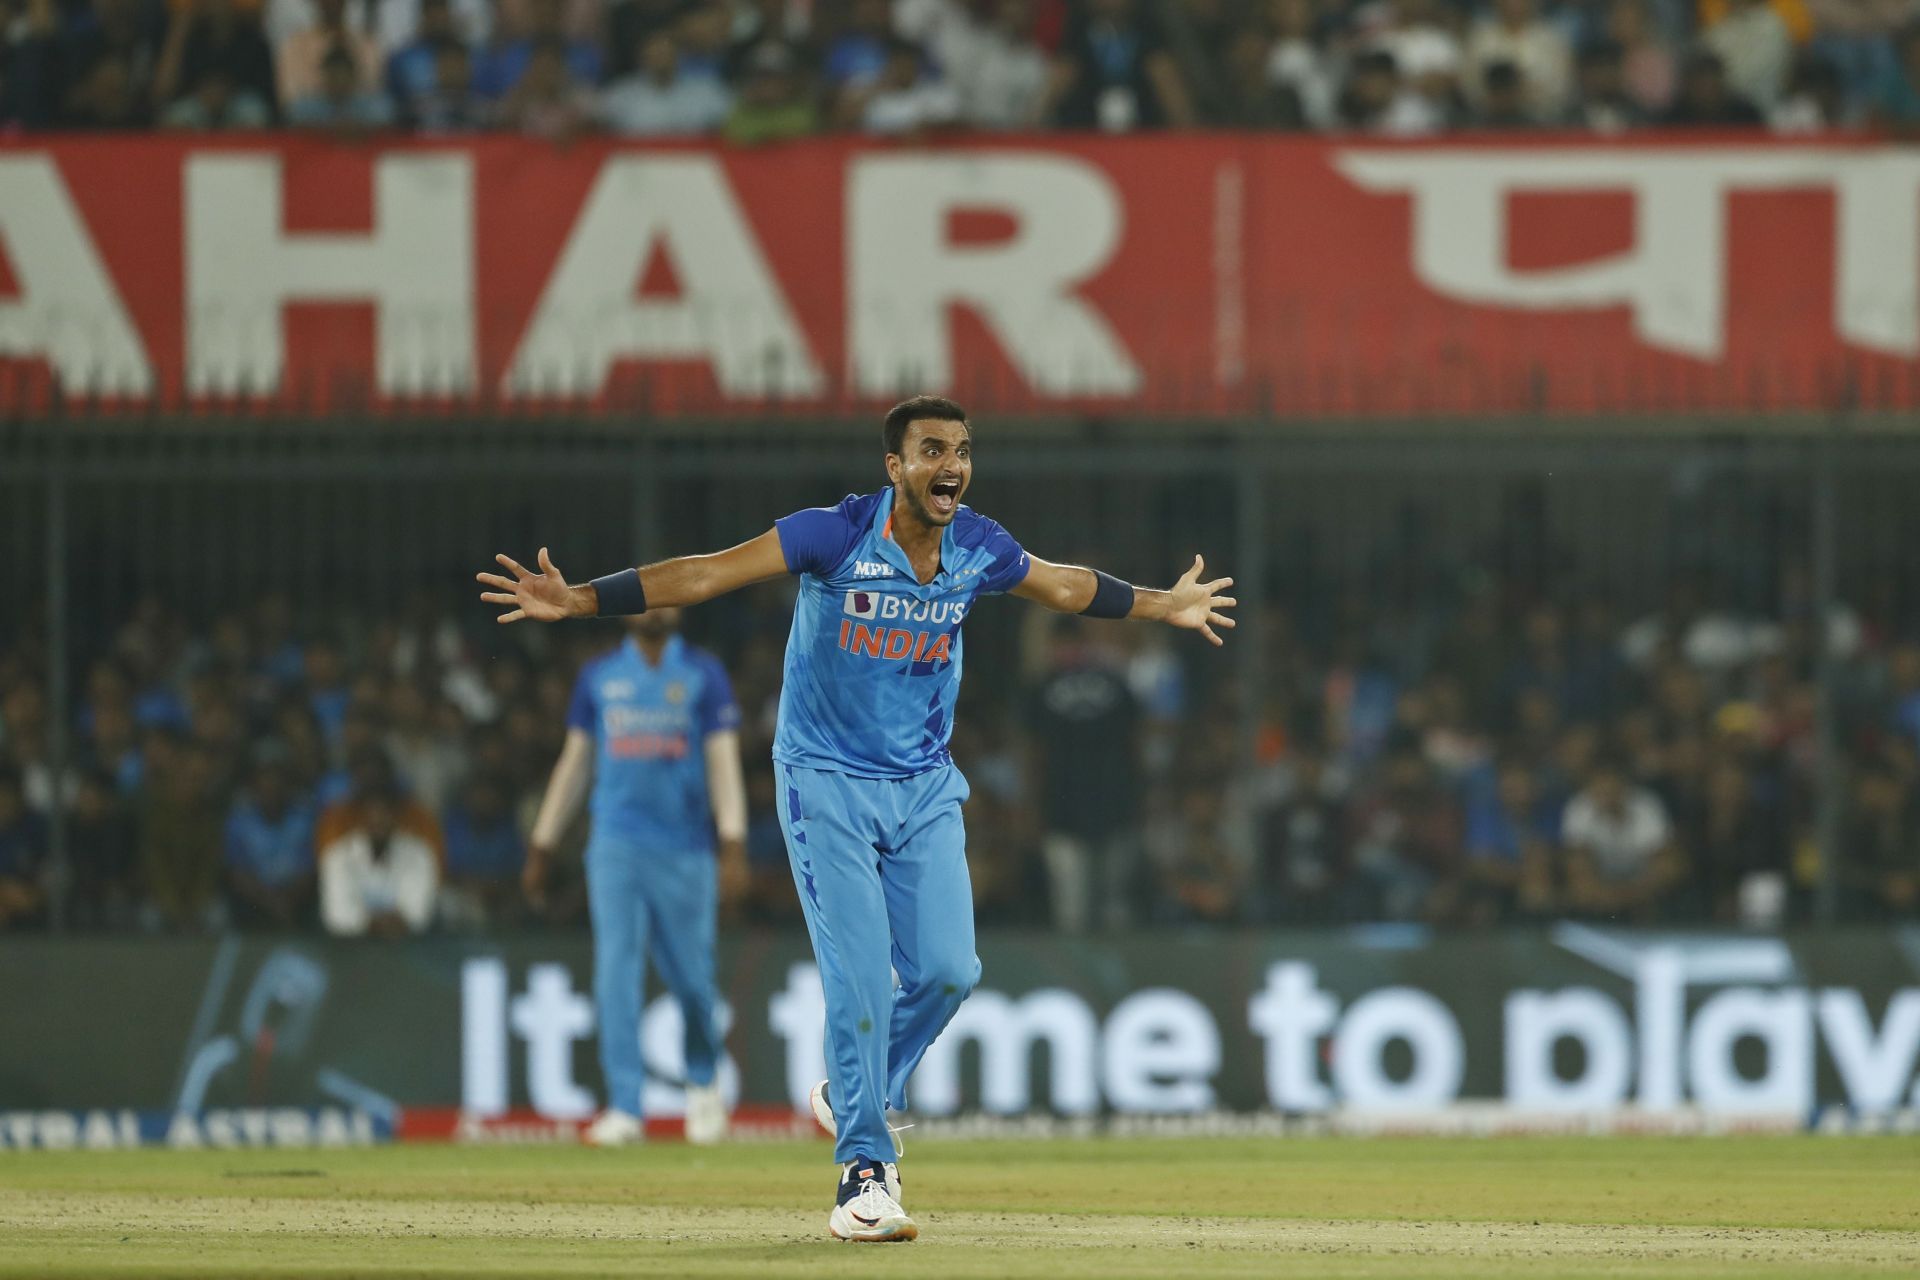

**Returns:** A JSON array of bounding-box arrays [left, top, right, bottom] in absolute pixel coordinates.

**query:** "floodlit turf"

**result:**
[[3, 1135, 1919, 1278]]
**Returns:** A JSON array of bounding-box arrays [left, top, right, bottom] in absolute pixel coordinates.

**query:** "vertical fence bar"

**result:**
[[1811, 421, 1842, 925], [45, 424, 71, 933], [1234, 444, 1268, 774]]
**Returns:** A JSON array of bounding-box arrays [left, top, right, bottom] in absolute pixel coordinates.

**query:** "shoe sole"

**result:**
[[829, 1222, 918, 1243]]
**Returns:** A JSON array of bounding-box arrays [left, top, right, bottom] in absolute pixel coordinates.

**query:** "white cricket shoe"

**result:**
[[582, 1109, 644, 1147], [808, 1079, 909, 1159], [684, 1083, 728, 1146], [828, 1160, 916, 1243]]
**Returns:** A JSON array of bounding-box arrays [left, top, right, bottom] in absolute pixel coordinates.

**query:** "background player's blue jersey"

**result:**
[[772, 490, 1030, 778], [567, 634, 741, 852]]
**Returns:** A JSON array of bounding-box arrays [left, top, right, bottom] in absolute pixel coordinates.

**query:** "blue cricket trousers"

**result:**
[[776, 761, 980, 1166], [583, 834, 722, 1117]]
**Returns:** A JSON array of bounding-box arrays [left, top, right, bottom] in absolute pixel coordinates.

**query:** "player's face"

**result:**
[[887, 418, 972, 527]]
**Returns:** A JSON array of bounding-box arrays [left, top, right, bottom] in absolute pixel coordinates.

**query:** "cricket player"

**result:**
[[480, 396, 1235, 1240], [524, 608, 747, 1148]]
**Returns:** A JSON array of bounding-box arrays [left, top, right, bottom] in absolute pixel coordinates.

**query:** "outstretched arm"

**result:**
[[1012, 553, 1237, 646], [477, 530, 788, 624]]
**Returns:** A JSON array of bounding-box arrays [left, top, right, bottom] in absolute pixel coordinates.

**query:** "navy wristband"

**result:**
[[1082, 570, 1135, 620], [590, 568, 648, 617]]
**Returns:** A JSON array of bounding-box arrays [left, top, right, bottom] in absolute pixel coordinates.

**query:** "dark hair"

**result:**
[[882, 395, 968, 456]]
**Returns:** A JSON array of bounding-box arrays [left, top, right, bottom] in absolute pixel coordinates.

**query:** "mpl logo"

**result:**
[[853, 561, 894, 579], [844, 591, 879, 619]]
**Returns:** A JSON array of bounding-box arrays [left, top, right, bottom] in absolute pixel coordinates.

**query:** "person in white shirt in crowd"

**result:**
[[845, 37, 958, 135], [938, 0, 1051, 129], [601, 29, 733, 134], [1362, 0, 1464, 122], [320, 783, 439, 937], [1703, 0, 1794, 109], [1265, 0, 1336, 127], [1466, 0, 1573, 119], [1560, 757, 1684, 923], [1338, 47, 1446, 132]]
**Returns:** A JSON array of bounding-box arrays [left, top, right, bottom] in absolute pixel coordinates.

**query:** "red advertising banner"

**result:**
[[1, 134, 1915, 420]]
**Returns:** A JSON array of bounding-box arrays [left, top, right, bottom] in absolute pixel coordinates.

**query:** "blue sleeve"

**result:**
[[566, 669, 596, 733], [695, 656, 743, 736], [775, 496, 861, 576], [978, 518, 1032, 595]]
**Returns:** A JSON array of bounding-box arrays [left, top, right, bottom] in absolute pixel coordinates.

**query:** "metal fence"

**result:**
[[6, 408, 1918, 929]]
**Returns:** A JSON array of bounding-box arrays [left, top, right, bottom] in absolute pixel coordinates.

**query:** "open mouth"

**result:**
[[929, 477, 960, 514]]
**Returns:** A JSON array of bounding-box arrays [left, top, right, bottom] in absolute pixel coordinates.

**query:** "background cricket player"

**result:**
[[480, 395, 1236, 1240], [523, 608, 747, 1148]]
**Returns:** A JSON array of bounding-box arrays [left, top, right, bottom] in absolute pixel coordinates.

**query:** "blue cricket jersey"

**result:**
[[773, 489, 1031, 779], [567, 634, 742, 853]]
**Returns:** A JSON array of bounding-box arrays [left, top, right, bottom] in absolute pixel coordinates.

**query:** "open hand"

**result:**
[[1165, 554, 1236, 646], [477, 547, 582, 624]]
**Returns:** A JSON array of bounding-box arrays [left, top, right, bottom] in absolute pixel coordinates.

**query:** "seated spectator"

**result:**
[[320, 783, 439, 937], [1160, 785, 1246, 925], [304, 635, 350, 749], [1257, 747, 1350, 923], [1872, 21, 1920, 133], [385, 0, 464, 109], [439, 772, 525, 928], [159, 64, 270, 126], [1347, 736, 1461, 920], [139, 741, 224, 932], [474, 0, 599, 99], [494, 37, 596, 138], [287, 42, 394, 128], [941, 0, 1049, 130], [1702, 0, 1792, 110], [1565, 38, 1646, 131], [1560, 757, 1685, 921], [1840, 750, 1920, 920], [275, 0, 380, 113], [1606, 0, 1676, 116], [43, 0, 162, 127], [742, 767, 800, 921], [224, 748, 316, 930], [823, 0, 895, 90], [1364, 0, 1463, 125], [848, 37, 957, 135], [359, 0, 492, 58], [1337, 47, 1444, 133], [154, 0, 277, 120], [1474, 59, 1535, 126], [1771, 49, 1855, 129], [601, 30, 732, 135], [1466, 0, 1573, 120], [68, 769, 139, 930], [316, 750, 445, 865], [401, 38, 487, 130], [606, 0, 684, 80], [1662, 48, 1764, 124], [0, 771, 46, 932], [1048, 0, 1194, 130], [722, 39, 817, 144], [1263, 0, 1335, 128], [1451, 761, 1555, 924]]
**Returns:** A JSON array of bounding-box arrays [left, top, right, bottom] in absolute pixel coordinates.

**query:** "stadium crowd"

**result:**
[[1, 0, 1918, 137], [1, 556, 1916, 936]]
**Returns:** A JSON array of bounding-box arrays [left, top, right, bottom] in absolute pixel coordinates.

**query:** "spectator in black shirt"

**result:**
[[1028, 618, 1142, 931], [1662, 48, 1762, 126], [68, 769, 139, 930], [1048, 0, 1194, 130], [154, 0, 276, 119]]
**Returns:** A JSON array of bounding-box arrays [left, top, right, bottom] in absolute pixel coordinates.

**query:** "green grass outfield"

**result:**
[[4, 1135, 1919, 1279]]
